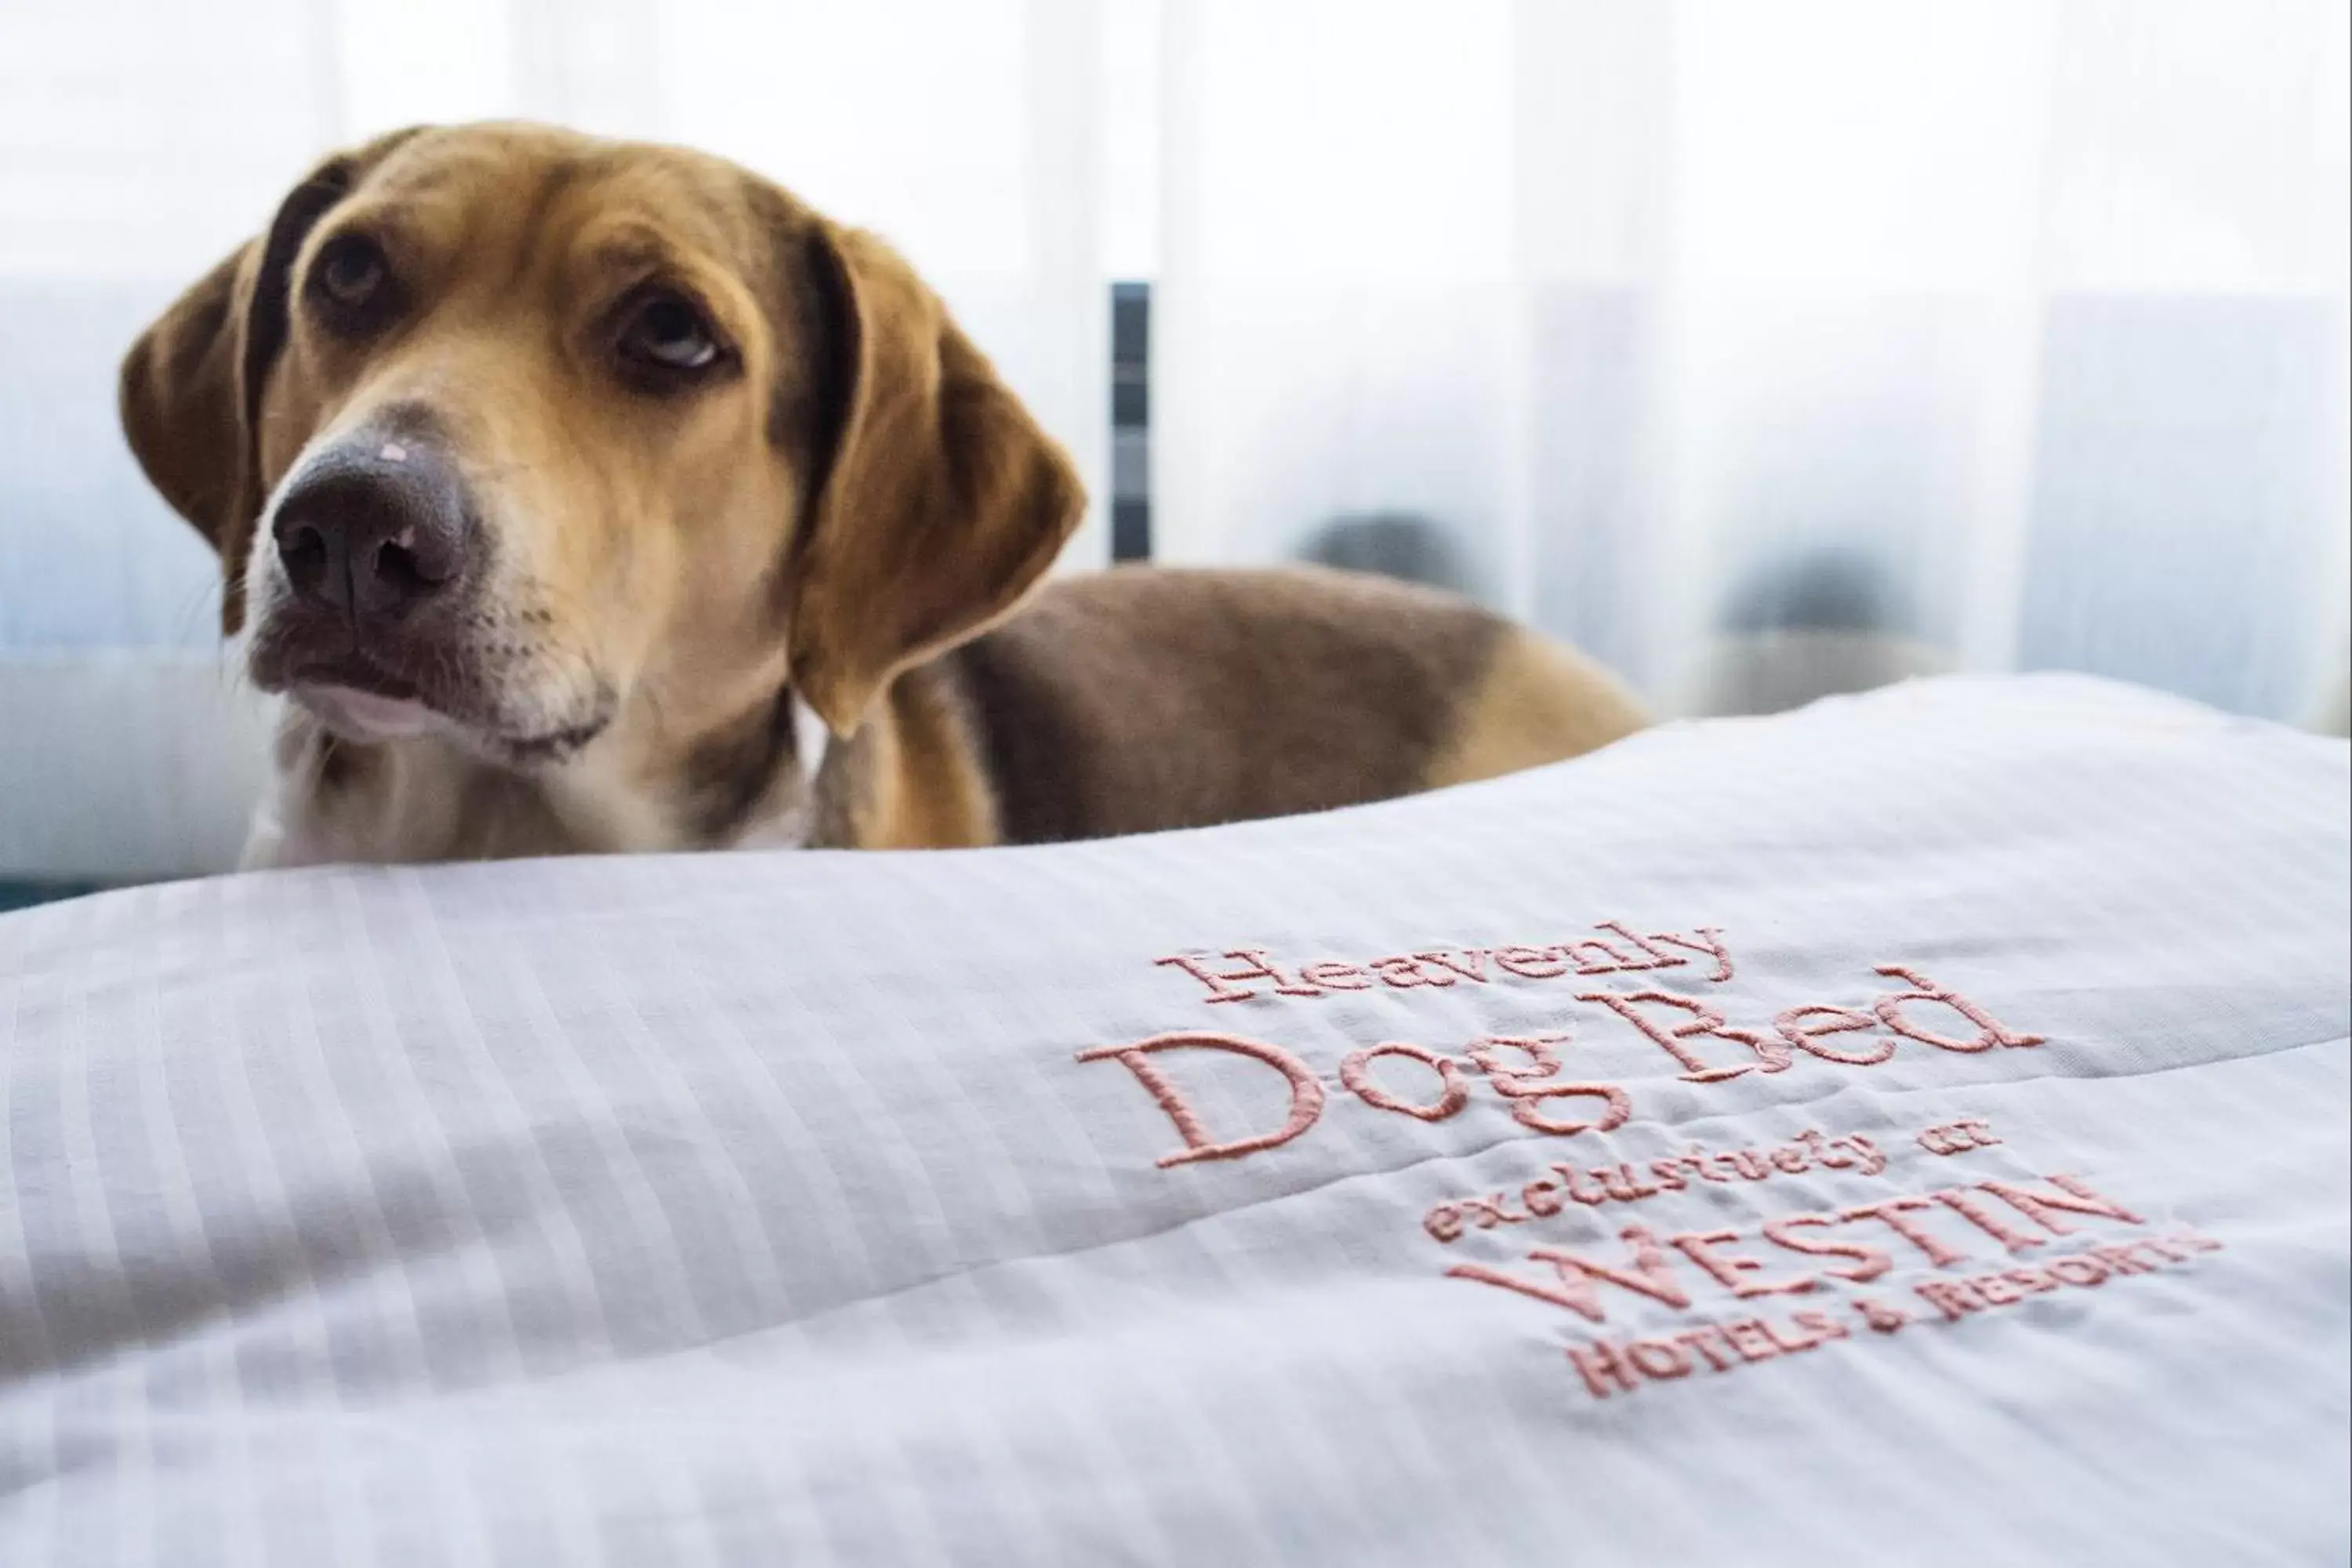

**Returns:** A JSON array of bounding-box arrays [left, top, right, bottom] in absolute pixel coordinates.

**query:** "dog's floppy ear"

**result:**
[[118, 131, 415, 634], [784, 222, 1085, 736]]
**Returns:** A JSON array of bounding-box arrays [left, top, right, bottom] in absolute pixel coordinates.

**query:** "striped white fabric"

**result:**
[[2, 675, 2346, 1566]]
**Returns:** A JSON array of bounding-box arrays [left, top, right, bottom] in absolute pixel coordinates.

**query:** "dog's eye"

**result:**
[[618, 292, 723, 374], [313, 235, 388, 312]]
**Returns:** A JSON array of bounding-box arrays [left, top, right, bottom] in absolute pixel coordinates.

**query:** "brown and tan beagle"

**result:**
[[118, 122, 1645, 867]]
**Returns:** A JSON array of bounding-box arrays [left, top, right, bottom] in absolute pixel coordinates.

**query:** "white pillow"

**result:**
[[1, 674, 2343, 1566]]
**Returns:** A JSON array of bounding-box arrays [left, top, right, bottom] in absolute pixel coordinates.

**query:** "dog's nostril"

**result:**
[[371, 538, 438, 599], [281, 523, 328, 581]]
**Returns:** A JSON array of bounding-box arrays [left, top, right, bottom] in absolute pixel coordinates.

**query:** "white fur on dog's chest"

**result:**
[[243, 695, 833, 868]]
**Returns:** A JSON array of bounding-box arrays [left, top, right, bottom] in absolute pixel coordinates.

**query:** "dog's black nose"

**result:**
[[272, 437, 475, 621]]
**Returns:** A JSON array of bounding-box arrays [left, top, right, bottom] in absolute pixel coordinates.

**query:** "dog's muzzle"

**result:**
[[250, 409, 492, 741]]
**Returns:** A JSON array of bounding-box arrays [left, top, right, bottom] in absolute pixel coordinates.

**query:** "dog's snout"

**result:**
[[273, 438, 476, 621]]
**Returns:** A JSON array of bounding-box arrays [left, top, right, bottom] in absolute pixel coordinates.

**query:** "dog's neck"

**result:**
[[241, 660, 995, 869]]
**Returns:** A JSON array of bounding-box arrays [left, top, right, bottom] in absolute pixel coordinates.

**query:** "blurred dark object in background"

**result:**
[[0, 879, 101, 913], [1109, 282, 1151, 562], [1700, 546, 1949, 716], [1298, 512, 1475, 597]]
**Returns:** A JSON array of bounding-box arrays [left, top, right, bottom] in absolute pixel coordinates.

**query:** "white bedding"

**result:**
[[2, 675, 2346, 1566]]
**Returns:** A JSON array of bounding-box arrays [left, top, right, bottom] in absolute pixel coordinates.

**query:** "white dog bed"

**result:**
[[2, 675, 2344, 1565]]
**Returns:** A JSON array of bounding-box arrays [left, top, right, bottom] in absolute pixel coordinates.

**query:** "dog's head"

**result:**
[[121, 122, 1081, 779]]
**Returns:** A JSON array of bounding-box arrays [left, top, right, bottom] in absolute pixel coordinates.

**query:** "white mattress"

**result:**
[[2, 675, 2345, 1566]]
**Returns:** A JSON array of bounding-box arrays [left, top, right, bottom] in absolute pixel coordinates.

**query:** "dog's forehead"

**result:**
[[355, 126, 758, 267]]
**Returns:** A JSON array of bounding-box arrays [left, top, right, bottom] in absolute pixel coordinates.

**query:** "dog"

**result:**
[[119, 123, 1646, 867]]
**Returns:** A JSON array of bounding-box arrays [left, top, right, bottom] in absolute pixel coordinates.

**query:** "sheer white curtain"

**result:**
[[0, 0, 1105, 879], [1152, 0, 2351, 720], [2, 0, 2345, 883]]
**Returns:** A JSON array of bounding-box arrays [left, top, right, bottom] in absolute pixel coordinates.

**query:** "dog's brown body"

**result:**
[[118, 124, 1642, 866]]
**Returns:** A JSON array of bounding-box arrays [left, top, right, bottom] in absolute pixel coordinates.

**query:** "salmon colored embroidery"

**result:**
[[1648, 927, 1735, 982], [2088, 1243, 2154, 1275], [1979, 1174, 2144, 1236], [1840, 1196, 1971, 1267], [1447, 1225, 1693, 1323], [1421, 1167, 1653, 1243], [1646, 1159, 1692, 1192], [1151, 924, 1739, 1004], [1918, 1117, 2002, 1155], [1425, 1127, 1902, 1244], [1529, 1229, 1692, 1314], [1073, 1031, 1326, 1167], [1915, 1279, 1985, 1320], [1673, 1326, 1737, 1371], [1369, 955, 1451, 989], [1572, 1311, 1847, 1395], [1577, 989, 1791, 1082], [1414, 949, 1492, 985], [1910, 1232, 2216, 1321], [1298, 960, 1374, 991], [1972, 1272, 2027, 1305], [1762, 1214, 1894, 1283], [2045, 1256, 2111, 1287], [1931, 1189, 2049, 1253], [1461, 1033, 1630, 1135], [1154, 949, 1322, 1004], [1796, 1129, 1889, 1174], [1625, 1339, 1693, 1379], [1679, 1148, 1731, 1183], [1493, 945, 1571, 979], [1458, 1192, 1524, 1230], [1338, 1041, 1469, 1121], [1466, 1033, 1567, 1082], [1850, 1296, 1910, 1334], [1720, 1149, 1773, 1180], [1670, 1229, 1819, 1298], [1773, 1004, 1895, 1065], [1564, 939, 1639, 975], [1509, 1082, 1635, 1138], [1593, 922, 1686, 970], [1595, 1163, 1661, 1202], [1448, 1258, 1603, 1319], [1555, 1163, 1615, 1206], [1566, 1340, 1642, 1398], [1785, 1310, 1851, 1347], [1871, 966, 2045, 1053]]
